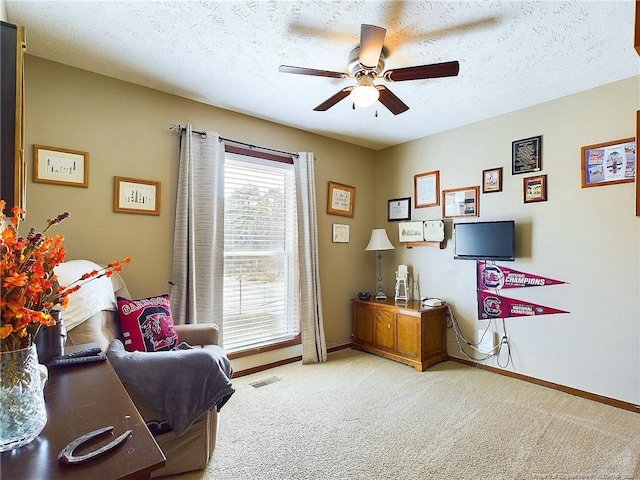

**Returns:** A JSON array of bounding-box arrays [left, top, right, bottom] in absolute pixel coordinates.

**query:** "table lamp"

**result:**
[[365, 228, 395, 301]]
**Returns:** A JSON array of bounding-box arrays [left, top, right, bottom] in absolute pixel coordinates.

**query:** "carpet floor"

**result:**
[[167, 349, 640, 480]]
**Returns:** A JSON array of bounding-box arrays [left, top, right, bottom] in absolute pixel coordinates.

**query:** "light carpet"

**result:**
[[167, 349, 640, 480]]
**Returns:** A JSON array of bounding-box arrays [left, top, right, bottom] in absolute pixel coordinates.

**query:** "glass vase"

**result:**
[[0, 345, 48, 452]]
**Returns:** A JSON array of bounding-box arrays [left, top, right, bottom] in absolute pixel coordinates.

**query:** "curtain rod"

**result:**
[[168, 123, 298, 158]]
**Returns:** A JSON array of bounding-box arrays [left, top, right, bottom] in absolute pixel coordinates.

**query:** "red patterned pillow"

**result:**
[[117, 295, 179, 352]]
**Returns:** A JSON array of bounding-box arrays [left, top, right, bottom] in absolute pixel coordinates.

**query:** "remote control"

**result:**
[[47, 354, 107, 368], [52, 347, 102, 361]]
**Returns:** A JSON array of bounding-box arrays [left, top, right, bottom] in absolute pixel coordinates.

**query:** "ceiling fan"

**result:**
[[279, 24, 460, 115]]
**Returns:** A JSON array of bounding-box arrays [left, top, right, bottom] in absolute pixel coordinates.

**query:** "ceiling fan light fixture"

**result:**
[[351, 75, 379, 108]]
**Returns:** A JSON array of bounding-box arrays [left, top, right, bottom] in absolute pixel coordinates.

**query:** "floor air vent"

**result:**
[[249, 376, 281, 388]]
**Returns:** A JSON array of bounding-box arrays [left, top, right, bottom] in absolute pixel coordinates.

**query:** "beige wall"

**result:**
[[376, 76, 640, 404], [23, 54, 640, 404], [0, 0, 7, 22], [23, 56, 376, 368]]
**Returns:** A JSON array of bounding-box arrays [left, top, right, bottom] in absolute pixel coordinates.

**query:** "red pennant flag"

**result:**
[[477, 262, 568, 290], [477, 290, 569, 320]]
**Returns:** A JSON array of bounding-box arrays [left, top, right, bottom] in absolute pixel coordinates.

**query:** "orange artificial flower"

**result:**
[[0, 200, 129, 351]]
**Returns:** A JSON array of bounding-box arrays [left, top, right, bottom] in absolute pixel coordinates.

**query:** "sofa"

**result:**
[[60, 260, 228, 478]]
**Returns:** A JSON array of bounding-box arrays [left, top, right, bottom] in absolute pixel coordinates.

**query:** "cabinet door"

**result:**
[[374, 309, 395, 350], [353, 302, 374, 344], [396, 313, 420, 357]]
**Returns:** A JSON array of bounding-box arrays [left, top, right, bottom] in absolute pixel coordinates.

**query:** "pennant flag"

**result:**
[[477, 290, 569, 320], [477, 262, 568, 290]]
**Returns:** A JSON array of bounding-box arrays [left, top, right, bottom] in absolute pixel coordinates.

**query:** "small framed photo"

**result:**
[[523, 174, 548, 203], [414, 170, 440, 208], [327, 181, 355, 217], [482, 167, 503, 193], [33, 144, 89, 187], [512, 135, 542, 175], [332, 223, 350, 243], [398, 221, 424, 243], [114, 176, 161, 215], [580, 137, 635, 188], [387, 197, 411, 221], [442, 186, 479, 218]]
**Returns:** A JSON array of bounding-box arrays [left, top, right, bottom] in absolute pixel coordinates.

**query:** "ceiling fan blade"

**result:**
[[384, 61, 460, 82], [359, 24, 386, 68], [377, 86, 409, 115], [279, 65, 346, 79], [313, 88, 353, 111]]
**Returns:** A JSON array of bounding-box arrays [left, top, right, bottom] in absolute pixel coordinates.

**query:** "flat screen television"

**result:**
[[453, 220, 516, 261]]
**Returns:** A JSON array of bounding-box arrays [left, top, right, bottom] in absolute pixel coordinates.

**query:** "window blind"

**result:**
[[223, 155, 300, 353]]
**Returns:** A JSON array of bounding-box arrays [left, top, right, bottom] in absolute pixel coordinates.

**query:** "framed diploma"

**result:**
[[414, 170, 440, 208], [387, 197, 411, 221]]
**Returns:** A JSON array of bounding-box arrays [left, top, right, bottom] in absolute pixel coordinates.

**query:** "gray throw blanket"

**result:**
[[107, 339, 234, 436]]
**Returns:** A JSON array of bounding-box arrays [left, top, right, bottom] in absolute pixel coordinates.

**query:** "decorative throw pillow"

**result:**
[[117, 295, 179, 352]]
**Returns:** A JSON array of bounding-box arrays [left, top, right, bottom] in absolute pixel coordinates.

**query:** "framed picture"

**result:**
[[442, 186, 479, 218], [114, 176, 161, 215], [33, 144, 89, 187], [414, 170, 440, 208], [580, 137, 635, 188], [332, 223, 350, 243], [387, 197, 411, 221], [398, 221, 424, 243], [327, 181, 355, 217], [512, 135, 542, 174], [523, 174, 548, 203], [482, 167, 503, 193]]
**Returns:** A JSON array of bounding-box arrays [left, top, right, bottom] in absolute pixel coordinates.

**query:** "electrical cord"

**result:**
[[496, 318, 513, 368], [444, 301, 512, 368]]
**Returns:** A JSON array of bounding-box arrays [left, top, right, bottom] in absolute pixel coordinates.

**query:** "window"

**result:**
[[222, 153, 300, 354]]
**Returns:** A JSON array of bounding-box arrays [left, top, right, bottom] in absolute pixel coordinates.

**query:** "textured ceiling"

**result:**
[[6, 1, 640, 150]]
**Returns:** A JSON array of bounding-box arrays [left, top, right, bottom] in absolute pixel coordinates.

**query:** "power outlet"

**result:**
[[477, 329, 497, 355]]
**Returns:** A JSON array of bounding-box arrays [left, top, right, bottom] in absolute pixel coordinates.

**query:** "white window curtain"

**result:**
[[171, 130, 325, 361], [295, 152, 327, 364], [171, 125, 225, 339]]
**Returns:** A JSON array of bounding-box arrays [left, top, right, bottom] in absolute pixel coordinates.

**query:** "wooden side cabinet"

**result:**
[[351, 298, 447, 371]]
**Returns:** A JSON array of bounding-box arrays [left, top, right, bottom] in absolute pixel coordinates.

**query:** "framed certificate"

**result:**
[[387, 197, 411, 221], [414, 170, 440, 208]]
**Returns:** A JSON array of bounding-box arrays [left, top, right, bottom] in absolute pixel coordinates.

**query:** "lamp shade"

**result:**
[[350, 74, 379, 108], [351, 84, 379, 108], [365, 229, 394, 251]]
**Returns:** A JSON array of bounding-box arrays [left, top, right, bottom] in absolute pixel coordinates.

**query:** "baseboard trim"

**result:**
[[328, 343, 351, 353], [233, 344, 350, 378], [448, 356, 640, 414], [234, 356, 302, 378]]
